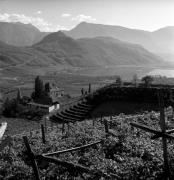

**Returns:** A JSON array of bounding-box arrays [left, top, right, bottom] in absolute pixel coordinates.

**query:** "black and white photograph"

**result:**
[[0, 0, 174, 179]]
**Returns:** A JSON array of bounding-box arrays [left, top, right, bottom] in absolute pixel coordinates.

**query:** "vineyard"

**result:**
[[1, 110, 174, 179], [1, 85, 174, 179], [86, 85, 174, 108]]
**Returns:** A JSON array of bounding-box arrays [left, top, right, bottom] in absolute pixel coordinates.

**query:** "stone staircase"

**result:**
[[50, 100, 94, 123]]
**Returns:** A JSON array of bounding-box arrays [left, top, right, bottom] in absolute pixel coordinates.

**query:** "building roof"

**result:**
[[28, 102, 50, 108], [28, 102, 59, 108]]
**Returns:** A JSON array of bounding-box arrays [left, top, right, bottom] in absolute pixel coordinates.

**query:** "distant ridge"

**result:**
[[0, 21, 173, 55], [36, 31, 68, 43], [0, 22, 48, 46], [0, 31, 166, 68], [64, 22, 174, 54]]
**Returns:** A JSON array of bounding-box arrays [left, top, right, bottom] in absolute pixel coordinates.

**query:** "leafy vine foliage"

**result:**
[[1, 111, 174, 179]]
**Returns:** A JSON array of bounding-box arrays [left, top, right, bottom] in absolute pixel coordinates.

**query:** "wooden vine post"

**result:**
[[130, 90, 174, 180], [62, 123, 65, 134], [169, 89, 174, 120], [103, 119, 117, 138], [41, 124, 46, 144], [104, 119, 109, 138], [92, 116, 95, 126], [45, 116, 49, 133], [23, 136, 40, 180], [159, 94, 170, 179]]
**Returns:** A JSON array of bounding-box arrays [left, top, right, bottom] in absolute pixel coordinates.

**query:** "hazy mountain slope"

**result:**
[[0, 40, 56, 68], [0, 21, 173, 55], [77, 37, 164, 66], [0, 31, 166, 69], [0, 32, 94, 68], [64, 22, 174, 54], [152, 26, 174, 54], [33, 31, 96, 67], [157, 53, 174, 63], [0, 22, 48, 46]]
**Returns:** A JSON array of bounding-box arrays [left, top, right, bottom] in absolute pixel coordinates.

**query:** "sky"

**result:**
[[0, 0, 173, 32]]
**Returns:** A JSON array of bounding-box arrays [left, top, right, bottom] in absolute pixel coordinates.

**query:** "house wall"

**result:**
[[49, 106, 55, 113], [55, 104, 60, 110], [28, 103, 60, 113], [48, 104, 60, 113]]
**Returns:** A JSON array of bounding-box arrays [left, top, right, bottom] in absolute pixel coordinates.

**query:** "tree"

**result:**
[[81, 88, 84, 95], [3, 97, 25, 117], [3, 98, 10, 116], [16, 88, 22, 102], [141, 75, 153, 87], [34, 76, 44, 99], [45, 82, 50, 93], [88, 83, 91, 93], [132, 74, 138, 87], [116, 76, 123, 87]]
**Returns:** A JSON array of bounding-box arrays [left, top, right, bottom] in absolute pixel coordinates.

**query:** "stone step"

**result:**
[[65, 109, 86, 116], [61, 111, 85, 119], [59, 112, 82, 121], [77, 103, 92, 110], [71, 106, 88, 113]]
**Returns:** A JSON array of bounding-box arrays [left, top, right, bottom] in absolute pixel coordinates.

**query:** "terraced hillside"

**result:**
[[50, 84, 174, 124], [50, 99, 95, 123], [86, 84, 174, 108]]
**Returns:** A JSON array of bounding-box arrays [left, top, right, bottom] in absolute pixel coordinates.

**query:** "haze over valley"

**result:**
[[0, 22, 173, 74], [0, 0, 173, 95]]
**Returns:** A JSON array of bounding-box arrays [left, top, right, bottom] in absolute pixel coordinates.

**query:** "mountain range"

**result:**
[[0, 21, 173, 71], [0, 30, 166, 69], [0, 21, 173, 55], [64, 22, 174, 55], [0, 22, 48, 46]]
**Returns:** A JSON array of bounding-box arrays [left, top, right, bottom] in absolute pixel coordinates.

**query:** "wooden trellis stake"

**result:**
[[104, 119, 109, 136], [51, 121, 53, 130], [62, 123, 65, 134], [41, 124, 46, 144], [168, 89, 174, 119], [67, 123, 70, 135], [104, 119, 117, 138], [44, 116, 49, 133], [92, 117, 95, 126], [130, 90, 173, 180], [101, 115, 103, 124], [23, 136, 40, 180]]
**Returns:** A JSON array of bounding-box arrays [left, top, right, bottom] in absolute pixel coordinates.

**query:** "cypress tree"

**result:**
[[35, 76, 44, 98], [88, 83, 91, 93], [17, 88, 22, 102], [81, 88, 84, 95]]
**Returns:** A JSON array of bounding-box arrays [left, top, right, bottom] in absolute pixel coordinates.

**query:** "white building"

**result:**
[[27, 102, 59, 113]]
